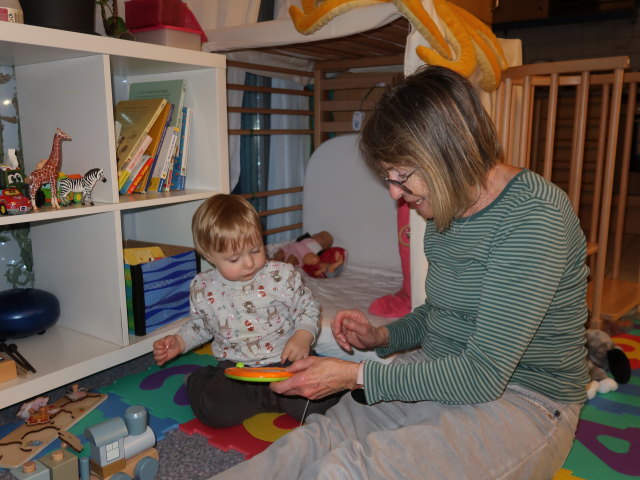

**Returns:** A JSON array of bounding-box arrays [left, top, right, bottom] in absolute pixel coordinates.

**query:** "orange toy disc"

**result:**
[[224, 366, 293, 382]]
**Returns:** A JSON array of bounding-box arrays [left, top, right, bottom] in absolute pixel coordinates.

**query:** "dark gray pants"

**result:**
[[186, 359, 344, 428]]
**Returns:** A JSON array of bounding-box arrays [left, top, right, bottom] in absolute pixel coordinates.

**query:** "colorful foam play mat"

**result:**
[[554, 318, 640, 480], [1, 318, 638, 476]]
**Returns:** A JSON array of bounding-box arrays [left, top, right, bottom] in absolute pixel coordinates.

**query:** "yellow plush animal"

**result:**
[[289, 0, 507, 91]]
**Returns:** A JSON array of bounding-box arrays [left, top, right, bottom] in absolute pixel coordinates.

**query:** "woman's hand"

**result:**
[[270, 356, 360, 400], [331, 309, 389, 353], [152, 334, 185, 366], [281, 329, 314, 363]]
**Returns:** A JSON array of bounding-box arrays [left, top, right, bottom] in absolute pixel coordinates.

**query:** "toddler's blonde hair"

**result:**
[[192, 194, 262, 262]]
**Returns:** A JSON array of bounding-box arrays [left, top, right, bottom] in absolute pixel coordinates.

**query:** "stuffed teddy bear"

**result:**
[[585, 328, 631, 400]]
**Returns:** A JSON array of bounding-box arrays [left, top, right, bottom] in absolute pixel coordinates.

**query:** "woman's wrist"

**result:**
[[376, 326, 390, 348], [349, 361, 363, 390]]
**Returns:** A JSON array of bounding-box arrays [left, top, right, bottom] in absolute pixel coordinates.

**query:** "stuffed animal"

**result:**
[[272, 231, 347, 278], [288, 0, 507, 91], [585, 328, 631, 400]]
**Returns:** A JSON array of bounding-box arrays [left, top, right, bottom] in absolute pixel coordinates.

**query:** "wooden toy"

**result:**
[[57, 167, 107, 206], [65, 384, 88, 402], [84, 405, 159, 480], [0, 391, 107, 469], [58, 429, 84, 453], [26, 404, 61, 426], [39, 448, 79, 480], [9, 459, 50, 480], [27, 128, 71, 211], [0, 352, 17, 382]]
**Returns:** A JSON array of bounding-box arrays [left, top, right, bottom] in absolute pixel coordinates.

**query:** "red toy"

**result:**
[[0, 187, 31, 215]]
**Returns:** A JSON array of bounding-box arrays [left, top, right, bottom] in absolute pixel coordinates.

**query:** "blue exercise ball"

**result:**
[[0, 288, 60, 339]]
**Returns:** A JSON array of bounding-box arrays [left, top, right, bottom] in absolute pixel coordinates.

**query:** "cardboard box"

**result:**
[[131, 25, 202, 51], [124, 240, 200, 336], [0, 353, 17, 383]]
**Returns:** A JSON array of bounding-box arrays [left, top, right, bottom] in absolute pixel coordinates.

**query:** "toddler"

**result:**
[[153, 194, 341, 427]]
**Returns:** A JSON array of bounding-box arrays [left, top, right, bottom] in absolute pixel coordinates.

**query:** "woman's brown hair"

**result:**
[[359, 65, 503, 231]]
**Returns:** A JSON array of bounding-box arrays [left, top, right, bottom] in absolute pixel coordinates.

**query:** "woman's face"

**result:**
[[384, 166, 433, 220]]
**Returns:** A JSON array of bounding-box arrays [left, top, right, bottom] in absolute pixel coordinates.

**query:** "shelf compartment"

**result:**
[[0, 318, 189, 410]]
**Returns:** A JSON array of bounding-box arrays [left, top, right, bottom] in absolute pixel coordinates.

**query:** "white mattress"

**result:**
[[304, 264, 402, 364], [202, 3, 401, 54]]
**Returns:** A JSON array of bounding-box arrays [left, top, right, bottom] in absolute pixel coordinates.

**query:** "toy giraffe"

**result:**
[[28, 128, 72, 210]]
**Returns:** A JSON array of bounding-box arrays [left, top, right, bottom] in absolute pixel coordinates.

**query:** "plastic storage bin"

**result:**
[[125, 0, 201, 30], [123, 240, 201, 336], [131, 25, 203, 50]]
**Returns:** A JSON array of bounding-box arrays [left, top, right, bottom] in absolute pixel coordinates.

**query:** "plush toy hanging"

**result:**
[[288, 0, 508, 91]]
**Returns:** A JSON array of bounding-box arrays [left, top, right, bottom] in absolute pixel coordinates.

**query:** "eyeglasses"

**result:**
[[383, 170, 417, 196]]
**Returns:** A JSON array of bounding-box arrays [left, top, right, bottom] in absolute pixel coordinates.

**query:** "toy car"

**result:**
[[0, 187, 32, 215]]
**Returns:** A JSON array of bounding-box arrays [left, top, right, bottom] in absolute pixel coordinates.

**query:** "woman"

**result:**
[[213, 65, 589, 479]]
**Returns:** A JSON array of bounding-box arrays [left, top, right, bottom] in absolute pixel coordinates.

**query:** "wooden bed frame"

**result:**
[[214, 18, 639, 329], [229, 18, 407, 236]]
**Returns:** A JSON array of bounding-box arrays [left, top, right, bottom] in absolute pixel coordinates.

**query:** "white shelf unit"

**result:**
[[0, 22, 229, 409]]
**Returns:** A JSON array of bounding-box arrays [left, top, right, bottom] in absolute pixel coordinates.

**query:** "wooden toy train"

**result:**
[[9, 405, 159, 480]]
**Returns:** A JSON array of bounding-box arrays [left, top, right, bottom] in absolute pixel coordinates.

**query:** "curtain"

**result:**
[[233, 73, 271, 218]]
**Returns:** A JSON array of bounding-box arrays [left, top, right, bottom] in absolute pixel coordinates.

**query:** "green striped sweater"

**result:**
[[366, 169, 590, 405]]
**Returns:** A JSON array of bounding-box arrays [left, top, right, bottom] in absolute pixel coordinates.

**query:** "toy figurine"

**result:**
[[57, 167, 107, 206], [27, 128, 71, 211], [273, 231, 346, 278]]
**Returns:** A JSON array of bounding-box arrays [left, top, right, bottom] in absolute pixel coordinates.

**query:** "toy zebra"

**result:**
[[57, 167, 107, 206]]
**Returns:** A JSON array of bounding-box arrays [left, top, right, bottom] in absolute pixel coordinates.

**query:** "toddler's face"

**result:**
[[209, 240, 266, 282]]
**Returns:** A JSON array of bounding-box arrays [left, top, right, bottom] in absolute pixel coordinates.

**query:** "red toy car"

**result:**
[[0, 187, 32, 215]]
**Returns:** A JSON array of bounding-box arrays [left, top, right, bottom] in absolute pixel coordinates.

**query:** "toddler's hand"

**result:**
[[281, 330, 314, 363], [152, 334, 185, 366]]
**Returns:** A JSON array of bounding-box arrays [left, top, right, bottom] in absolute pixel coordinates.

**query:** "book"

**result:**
[[129, 79, 187, 177], [114, 97, 168, 186], [144, 102, 173, 159], [163, 157, 174, 192], [135, 104, 174, 194], [170, 106, 192, 191], [114, 119, 123, 148], [148, 127, 179, 193], [119, 154, 152, 195], [117, 134, 151, 191], [127, 155, 155, 194], [128, 79, 186, 131]]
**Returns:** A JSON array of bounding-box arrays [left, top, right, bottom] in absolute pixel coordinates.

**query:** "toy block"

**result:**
[[40, 449, 79, 480], [9, 460, 50, 480]]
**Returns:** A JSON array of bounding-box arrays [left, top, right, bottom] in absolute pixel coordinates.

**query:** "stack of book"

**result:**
[[114, 79, 192, 195]]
